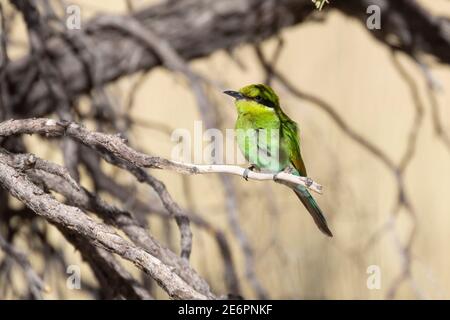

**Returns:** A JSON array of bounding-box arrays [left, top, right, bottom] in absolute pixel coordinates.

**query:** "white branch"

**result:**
[[0, 118, 323, 195], [175, 162, 323, 195]]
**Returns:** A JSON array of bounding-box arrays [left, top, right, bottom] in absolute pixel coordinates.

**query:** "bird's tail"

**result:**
[[294, 186, 333, 237]]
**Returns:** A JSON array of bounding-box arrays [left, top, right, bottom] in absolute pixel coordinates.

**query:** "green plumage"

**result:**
[[224, 84, 333, 237]]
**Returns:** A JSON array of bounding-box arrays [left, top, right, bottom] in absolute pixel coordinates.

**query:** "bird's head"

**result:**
[[224, 84, 280, 111]]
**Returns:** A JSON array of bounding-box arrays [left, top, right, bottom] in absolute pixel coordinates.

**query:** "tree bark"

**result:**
[[7, 0, 448, 117]]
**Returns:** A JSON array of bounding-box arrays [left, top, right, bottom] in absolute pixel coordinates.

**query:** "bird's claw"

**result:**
[[243, 164, 257, 181], [284, 167, 294, 174], [243, 168, 250, 181], [274, 167, 293, 181], [305, 177, 313, 187], [273, 172, 280, 182]]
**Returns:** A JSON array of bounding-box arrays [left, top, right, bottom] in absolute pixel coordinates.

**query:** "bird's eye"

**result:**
[[255, 96, 263, 102]]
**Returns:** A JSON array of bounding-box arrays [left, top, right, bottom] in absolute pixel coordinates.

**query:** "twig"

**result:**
[[2, 149, 80, 191], [96, 15, 270, 298], [2, 150, 213, 297], [0, 158, 210, 300], [256, 46, 426, 299], [255, 48, 397, 171], [91, 15, 217, 129], [0, 118, 323, 193], [84, 147, 240, 295], [220, 175, 268, 299], [113, 162, 194, 260], [0, 233, 47, 299], [61, 229, 153, 300], [5, 0, 450, 117], [0, 2, 11, 120], [383, 51, 424, 299]]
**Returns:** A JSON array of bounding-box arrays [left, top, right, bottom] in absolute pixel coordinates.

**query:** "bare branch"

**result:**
[[0, 233, 47, 299], [6, 0, 449, 117], [0, 148, 213, 297], [80, 149, 240, 295], [0, 118, 323, 193], [61, 229, 153, 300], [0, 157, 211, 300]]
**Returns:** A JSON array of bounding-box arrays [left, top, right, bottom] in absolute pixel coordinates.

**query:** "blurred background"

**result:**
[[0, 0, 449, 300]]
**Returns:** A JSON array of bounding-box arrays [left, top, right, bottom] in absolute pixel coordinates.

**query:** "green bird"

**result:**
[[224, 84, 333, 237]]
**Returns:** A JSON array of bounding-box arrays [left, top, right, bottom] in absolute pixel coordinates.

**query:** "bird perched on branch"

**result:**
[[224, 84, 333, 237]]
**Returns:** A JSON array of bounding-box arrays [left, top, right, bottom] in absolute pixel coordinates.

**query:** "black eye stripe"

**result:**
[[252, 96, 276, 109]]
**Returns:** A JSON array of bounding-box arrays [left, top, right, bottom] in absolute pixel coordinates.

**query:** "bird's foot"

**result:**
[[305, 177, 313, 188], [273, 167, 294, 181], [273, 172, 280, 182], [243, 164, 259, 181], [283, 167, 294, 174]]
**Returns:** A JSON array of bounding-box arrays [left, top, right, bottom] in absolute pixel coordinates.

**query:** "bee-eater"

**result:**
[[224, 84, 333, 237]]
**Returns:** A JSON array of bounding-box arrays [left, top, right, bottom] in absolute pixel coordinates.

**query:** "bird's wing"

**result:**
[[280, 117, 308, 177]]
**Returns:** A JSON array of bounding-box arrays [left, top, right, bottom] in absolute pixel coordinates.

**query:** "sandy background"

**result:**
[[2, 0, 450, 299]]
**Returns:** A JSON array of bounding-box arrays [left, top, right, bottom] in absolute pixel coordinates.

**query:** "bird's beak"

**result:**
[[223, 90, 244, 100]]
